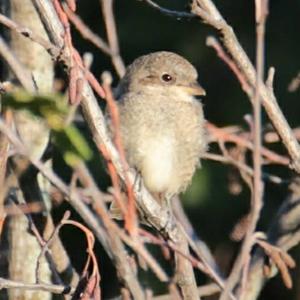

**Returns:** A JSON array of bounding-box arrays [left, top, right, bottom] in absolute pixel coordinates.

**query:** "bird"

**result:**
[[111, 51, 207, 209]]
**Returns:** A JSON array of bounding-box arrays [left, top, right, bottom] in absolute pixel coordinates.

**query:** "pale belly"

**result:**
[[138, 136, 177, 194]]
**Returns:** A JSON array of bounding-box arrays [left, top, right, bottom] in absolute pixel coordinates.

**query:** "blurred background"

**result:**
[[49, 1, 300, 299]]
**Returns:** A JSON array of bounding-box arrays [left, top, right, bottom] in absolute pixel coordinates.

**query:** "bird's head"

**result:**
[[116, 51, 206, 99]]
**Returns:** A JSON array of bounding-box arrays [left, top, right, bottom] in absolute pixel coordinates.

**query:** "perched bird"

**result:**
[[112, 51, 207, 207]]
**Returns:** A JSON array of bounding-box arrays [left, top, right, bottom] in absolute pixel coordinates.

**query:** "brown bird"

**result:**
[[113, 51, 207, 208]]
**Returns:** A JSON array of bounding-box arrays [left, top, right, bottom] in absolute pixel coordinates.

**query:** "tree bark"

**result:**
[[7, 0, 53, 299]]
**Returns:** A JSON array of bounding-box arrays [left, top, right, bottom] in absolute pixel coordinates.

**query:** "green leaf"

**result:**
[[2, 90, 68, 129], [53, 125, 93, 167], [3, 90, 93, 166]]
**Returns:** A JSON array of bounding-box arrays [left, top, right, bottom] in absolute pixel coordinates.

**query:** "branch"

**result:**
[[0, 117, 146, 299], [0, 35, 35, 92], [141, 0, 195, 19], [62, 4, 111, 55], [0, 277, 74, 295], [62, 2, 125, 77], [244, 178, 300, 299], [100, 0, 126, 77], [206, 122, 290, 166], [220, 2, 269, 298], [190, 0, 300, 173], [0, 14, 61, 62], [155, 283, 220, 300]]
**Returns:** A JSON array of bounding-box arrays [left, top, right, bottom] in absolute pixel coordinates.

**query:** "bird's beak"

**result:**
[[180, 82, 206, 96]]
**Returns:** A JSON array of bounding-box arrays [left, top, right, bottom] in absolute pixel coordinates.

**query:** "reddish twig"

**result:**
[[206, 36, 252, 95], [53, 1, 106, 104], [63, 1, 125, 77], [257, 239, 295, 289], [4, 202, 44, 216], [265, 127, 300, 143], [0, 86, 144, 300], [63, 4, 111, 55], [38, 210, 101, 299], [98, 143, 127, 216], [65, 0, 76, 12], [139, 228, 235, 300], [102, 73, 138, 237], [140, 229, 207, 272], [207, 122, 290, 166], [61, 219, 101, 300]]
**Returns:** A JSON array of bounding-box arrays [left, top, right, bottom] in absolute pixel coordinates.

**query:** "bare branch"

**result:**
[[141, 0, 195, 19], [191, 0, 300, 173], [0, 14, 61, 61], [244, 178, 300, 299], [155, 283, 221, 300], [0, 277, 74, 295], [0, 117, 146, 299], [0, 35, 35, 92], [62, 4, 111, 55], [100, 0, 126, 77]]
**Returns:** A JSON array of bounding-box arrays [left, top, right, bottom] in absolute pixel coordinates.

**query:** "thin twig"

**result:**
[[61, 219, 101, 299], [243, 178, 300, 299], [219, 2, 269, 297], [62, 3, 111, 55], [155, 283, 220, 300], [142, 0, 195, 19], [100, 0, 126, 77], [35, 211, 71, 284], [241, 0, 267, 295], [102, 72, 138, 236], [256, 238, 295, 289], [0, 277, 74, 295], [288, 72, 300, 93], [206, 36, 252, 95], [204, 152, 286, 185], [0, 35, 35, 91], [207, 123, 290, 166], [0, 13, 61, 61]]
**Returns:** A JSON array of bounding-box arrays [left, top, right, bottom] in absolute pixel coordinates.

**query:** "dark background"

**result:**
[[52, 1, 300, 299]]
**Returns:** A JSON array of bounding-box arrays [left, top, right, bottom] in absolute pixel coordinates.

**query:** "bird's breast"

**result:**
[[119, 92, 206, 196]]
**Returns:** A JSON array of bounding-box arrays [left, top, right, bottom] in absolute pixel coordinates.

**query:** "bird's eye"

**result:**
[[161, 73, 173, 82]]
